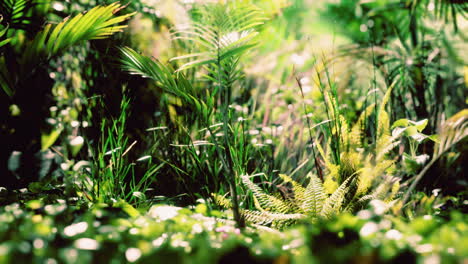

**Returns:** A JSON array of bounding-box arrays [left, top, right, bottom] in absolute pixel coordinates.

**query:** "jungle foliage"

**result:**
[[0, 0, 466, 263]]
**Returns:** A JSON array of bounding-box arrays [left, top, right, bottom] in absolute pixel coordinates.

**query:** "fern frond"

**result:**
[[301, 173, 326, 217], [339, 151, 360, 182], [356, 158, 394, 196], [376, 83, 394, 139], [387, 181, 400, 202], [241, 209, 305, 226], [320, 175, 354, 219], [316, 140, 340, 194], [277, 174, 306, 203], [355, 167, 373, 197], [370, 178, 394, 201], [376, 84, 399, 160], [241, 175, 290, 213], [350, 104, 376, 146], [344, 194, 373, 213], [212, 193, 233, 209], [213, 193, 305, 227]]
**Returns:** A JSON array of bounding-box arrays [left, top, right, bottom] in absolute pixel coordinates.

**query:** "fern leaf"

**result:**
[[241, 175, 290, 213], [277, 174, 306, 203], [376, 83, 395, 139], [212, 193, 233, 209], [301, 173, 326, 217], [343, 194, 374, 213], [316, 140, 340, 194], [241, 209, 305, 226], [320, 176, 353, 219], [350, 104, 376, 146]]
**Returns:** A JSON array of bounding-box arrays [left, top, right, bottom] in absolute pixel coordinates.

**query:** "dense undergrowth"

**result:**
[[0, 0, 466, 263]]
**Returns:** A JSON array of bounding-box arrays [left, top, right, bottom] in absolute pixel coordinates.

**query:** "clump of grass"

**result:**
[[78, 94, 161, 205]]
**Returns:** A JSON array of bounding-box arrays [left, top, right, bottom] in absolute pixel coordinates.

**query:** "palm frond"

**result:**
[[119, 46, 212, 120], [21, 2, 134, 70], [0, 0, 46, 30], [119, 46, 173, 85], [0, 57, 13, 97], [170, 2, 265, 72], [431, 0, 468, 32], [0, 20, 11, 49], [0, 18, 12, 97], [1, 2, 133, 97]]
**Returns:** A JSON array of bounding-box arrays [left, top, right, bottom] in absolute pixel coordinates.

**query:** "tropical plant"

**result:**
[[0, 0, 50, 32], [401, 109, 468, 205], [0, 16, 10, 49], [0, 2, 134, 97], [214, 84, 401, 228], [119, 1, 266, 227], [321, 0, 466, 134], [0, 2, 134, 188]]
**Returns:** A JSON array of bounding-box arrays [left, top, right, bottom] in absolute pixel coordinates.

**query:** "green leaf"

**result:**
[[411, 119, 428, 132], [116, 200, 140, 218], [41, 128, 62, 151], [132, 191, 146, 200], [403, 153, 421, 174], [391, 118, 409, 129], [427, 134, 439, 143], [28, 182, 44, 193], [404, 126, 418, 137], [219, 43, 257, 61], [0, 37, 10, 48], [26, 199, 43, 209], [302, 173, 326, 217], [0, 60, 13, 97]]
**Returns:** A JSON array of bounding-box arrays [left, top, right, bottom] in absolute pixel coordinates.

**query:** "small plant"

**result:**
[[214, 83, 401, 228], [78, 94, 161, 205], [119, 1, 266, 227], [401, 109, 468, 205]]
